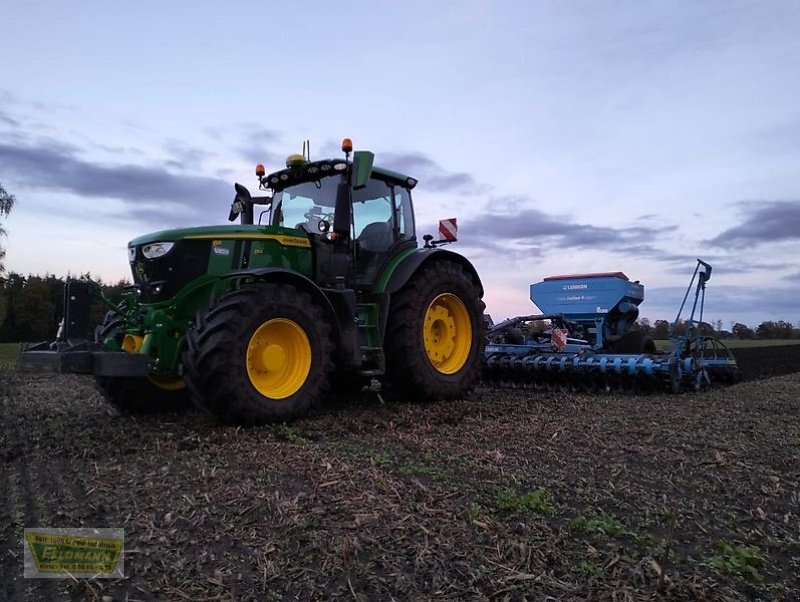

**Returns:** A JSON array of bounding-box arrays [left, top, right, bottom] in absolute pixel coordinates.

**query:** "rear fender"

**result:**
[[378, 248, 484, 296], [374, 248, 484, 339]]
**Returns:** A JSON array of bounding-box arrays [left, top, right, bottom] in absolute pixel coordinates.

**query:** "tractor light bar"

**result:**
[[142, 242, 175, 259]]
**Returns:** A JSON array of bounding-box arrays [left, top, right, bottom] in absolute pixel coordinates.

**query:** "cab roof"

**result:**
[[263, 159, 418, 191]]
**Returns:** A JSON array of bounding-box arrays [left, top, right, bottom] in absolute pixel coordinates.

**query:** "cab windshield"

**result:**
[[271, 176, 340, 230]]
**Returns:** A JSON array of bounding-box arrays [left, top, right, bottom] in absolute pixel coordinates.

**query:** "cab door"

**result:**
[[352, 179, 415, 288]]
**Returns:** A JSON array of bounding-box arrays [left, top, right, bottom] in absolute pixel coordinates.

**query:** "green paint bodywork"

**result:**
[[112, 159, 433, 380], [118, 224, 314, 376], [373, 247, 420, 293]]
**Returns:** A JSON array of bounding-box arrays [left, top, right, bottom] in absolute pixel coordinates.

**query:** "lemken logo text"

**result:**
[[562, 284, 588, 290]]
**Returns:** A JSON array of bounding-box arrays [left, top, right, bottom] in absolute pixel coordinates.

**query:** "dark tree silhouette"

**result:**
[[0, 182, 16, 273]]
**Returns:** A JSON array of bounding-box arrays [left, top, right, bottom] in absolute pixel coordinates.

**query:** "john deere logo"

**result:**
[[24, 529, 124, 578]]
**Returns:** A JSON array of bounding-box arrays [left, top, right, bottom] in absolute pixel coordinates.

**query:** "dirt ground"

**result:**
[[1, 346, 799, 601]]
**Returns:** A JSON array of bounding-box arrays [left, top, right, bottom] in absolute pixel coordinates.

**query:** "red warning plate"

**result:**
[[551, 328, 569, 351], [439, 218, 457, 241]]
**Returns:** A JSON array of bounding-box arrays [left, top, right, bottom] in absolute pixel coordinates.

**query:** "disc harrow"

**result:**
[[482, 260, 739, 394], [484, 350, 714, 393]]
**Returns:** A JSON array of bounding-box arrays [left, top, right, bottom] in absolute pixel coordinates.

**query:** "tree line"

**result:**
[[633, 317, 799, 340], [0, 271, 798, 343], [0, 273, 130, 343]]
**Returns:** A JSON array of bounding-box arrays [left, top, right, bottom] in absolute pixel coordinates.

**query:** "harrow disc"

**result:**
[[483, 350, 735, 395]]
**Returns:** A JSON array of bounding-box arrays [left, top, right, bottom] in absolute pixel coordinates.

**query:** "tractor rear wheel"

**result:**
[[385, 260, 484, 399], [94, 310, 190, 414], [183, 284, 333, 424]]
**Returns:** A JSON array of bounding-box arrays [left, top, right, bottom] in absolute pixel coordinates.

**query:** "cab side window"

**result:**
[[353, 179, 394, 252], [393, 187, 415, 239]]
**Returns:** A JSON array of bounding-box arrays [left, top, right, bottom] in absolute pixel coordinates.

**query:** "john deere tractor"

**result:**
[[20, 140, 485, 423]]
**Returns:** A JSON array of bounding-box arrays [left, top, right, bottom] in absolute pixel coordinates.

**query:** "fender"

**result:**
[[373, 248, 484, 342], [377, 248, 484, 297], [224, 267, 360, 367]]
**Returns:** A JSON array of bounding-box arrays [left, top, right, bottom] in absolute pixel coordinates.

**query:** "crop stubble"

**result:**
[[0, 345, 798, 600]]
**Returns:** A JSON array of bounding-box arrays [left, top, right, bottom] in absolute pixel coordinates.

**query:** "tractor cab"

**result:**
[[230, 141, 418, 291]]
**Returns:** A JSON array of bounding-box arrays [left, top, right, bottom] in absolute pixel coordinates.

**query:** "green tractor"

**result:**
[[20, 140, 485, 423]]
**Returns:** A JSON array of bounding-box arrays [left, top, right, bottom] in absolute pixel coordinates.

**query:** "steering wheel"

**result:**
[[302, 206, 334, 233], [305, 206, 333, 222]]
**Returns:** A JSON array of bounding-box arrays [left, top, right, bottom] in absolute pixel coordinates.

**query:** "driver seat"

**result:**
[[357, 222, 392, 253], [356, 222, 393, 281]]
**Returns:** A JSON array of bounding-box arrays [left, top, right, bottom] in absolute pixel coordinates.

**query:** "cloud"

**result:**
[[783, 271, 800, 281], [0, 136, 232, 225], [460, 202, 674, 252], [163, 138, 212, 169], [380, 151, 484, 193], [644, 284, 800, 323], [657, 256, 795, 276], [706, 201, 800, 247], [205, 124, 285, 167], [0, 110, 19, 127], [622, 244, 698, 264]]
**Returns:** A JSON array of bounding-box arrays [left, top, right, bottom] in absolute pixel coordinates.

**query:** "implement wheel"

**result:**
[[385, 260, 484, 399], [94, 310, 190, 414], [183, 284, 333, 424]]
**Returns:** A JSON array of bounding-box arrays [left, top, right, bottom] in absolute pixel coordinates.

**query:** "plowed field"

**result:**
[[1, 345, 798, 601]]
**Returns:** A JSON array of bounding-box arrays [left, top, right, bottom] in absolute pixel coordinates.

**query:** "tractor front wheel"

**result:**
[[385, 260, 484, 399], [182, 284, 333, 424], [94, 310, 190, 413]]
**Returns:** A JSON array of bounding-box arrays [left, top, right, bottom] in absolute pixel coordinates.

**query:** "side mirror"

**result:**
[[231, 183, 254, 225], [351, 151, 374, 190]]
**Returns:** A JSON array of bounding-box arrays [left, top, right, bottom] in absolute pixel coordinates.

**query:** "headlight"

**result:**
[[127, 246, 136, 262], [142, 242, 175, 259]]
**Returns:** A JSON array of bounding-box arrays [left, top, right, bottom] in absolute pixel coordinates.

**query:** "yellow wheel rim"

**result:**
[[148, 375, 187, 391], [246, 318, 311, 399], [120, 333, 185, 390], [423, 293, 472, 374]]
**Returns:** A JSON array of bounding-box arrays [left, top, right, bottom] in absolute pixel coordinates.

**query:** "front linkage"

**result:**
[[19, 279, 150, 378]]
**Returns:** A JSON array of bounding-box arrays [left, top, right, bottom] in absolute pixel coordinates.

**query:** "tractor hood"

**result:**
[[127, 224, 313, 304], [128, 224, 306, 247]]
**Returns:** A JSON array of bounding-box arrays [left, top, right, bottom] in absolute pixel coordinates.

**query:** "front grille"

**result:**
[[130, 240, 211, 302]]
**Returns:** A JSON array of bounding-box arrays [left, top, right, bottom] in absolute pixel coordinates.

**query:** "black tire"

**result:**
[[182, 283, 333, 424], [94, 310, 190, 414], [384, 260, 485, 399], [614, 331, 658, 354]]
